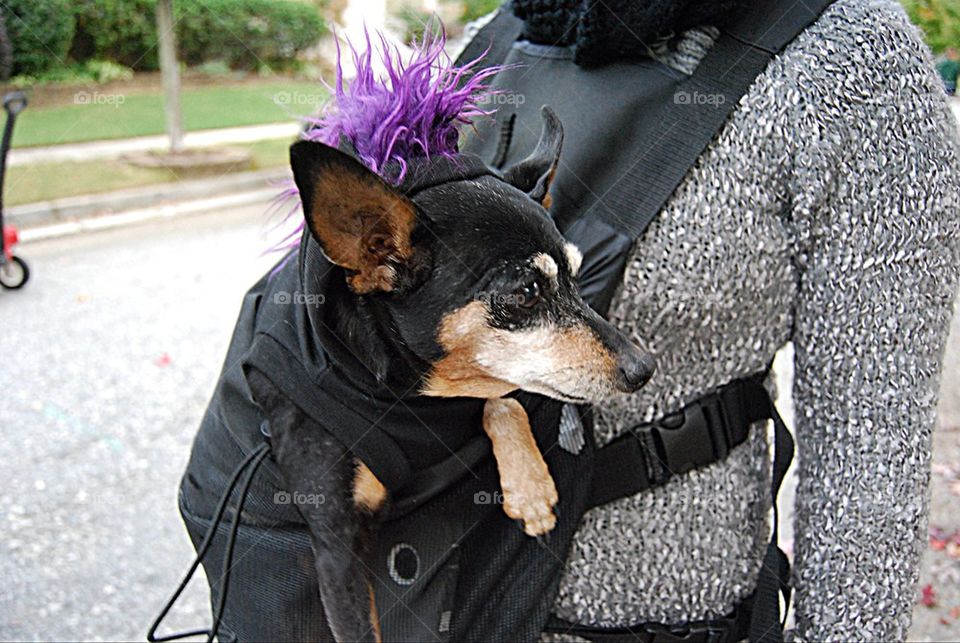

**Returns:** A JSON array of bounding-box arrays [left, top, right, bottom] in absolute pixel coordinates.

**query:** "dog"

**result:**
[[243, 105, 655, 642]]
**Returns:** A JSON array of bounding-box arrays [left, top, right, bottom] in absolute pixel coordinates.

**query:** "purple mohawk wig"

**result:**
[[271, 27, 505, 253]]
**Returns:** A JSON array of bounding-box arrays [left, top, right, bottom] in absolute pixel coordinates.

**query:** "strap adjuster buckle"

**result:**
[[642, 395, 729, 483]]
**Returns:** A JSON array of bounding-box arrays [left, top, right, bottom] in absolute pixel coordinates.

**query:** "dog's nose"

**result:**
[[616, 350, 656, 392]]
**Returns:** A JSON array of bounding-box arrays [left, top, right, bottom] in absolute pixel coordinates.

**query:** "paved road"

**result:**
[[2, 204, 959, 640], [0, 205, 279, 640]]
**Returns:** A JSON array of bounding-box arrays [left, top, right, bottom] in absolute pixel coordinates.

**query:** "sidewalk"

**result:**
[[12, 97, 960, 243], [9, 121, 300, 239], [10, 122, 300, 167], [12, 167, 290, 240]]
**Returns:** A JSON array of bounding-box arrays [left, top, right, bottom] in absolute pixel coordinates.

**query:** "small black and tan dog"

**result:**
[[245, 107, 654, 641]]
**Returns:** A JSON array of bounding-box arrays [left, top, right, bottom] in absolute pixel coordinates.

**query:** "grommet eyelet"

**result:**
[[388, 543, 420, 586]]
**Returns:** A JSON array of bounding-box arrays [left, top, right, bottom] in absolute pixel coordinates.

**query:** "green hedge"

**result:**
[[2, 0, 76, 76], [176, 0, 325, 70], [6, 0, 324, 77], [71, 0, 159, 70], [902, 0, 960, 53], [462, 0, 503, 23]]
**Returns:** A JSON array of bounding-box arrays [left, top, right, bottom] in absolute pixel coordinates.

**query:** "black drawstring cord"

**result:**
[[207, 444, 270, 642], [147, 442, 271, 643]]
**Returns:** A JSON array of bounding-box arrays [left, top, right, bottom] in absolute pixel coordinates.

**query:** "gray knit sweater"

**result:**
[[461, 0, 960, 640]]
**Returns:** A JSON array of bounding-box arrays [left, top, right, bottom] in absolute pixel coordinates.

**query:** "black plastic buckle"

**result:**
[[645, 396, 728, 483]]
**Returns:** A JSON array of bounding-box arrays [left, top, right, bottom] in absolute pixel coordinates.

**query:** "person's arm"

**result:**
[[789, 9, 960, 640]]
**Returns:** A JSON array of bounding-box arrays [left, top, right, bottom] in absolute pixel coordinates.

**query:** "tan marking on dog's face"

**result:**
[[422, 300, 622, 402], [563, 242, 583, 276], [353, 461, 387, 512], [533, 252, 558, 286], [494, 324, 617, 401], [421, 302, 519, 398]]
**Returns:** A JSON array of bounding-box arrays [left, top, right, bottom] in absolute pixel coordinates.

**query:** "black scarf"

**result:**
[[512, 0, 750, 66]]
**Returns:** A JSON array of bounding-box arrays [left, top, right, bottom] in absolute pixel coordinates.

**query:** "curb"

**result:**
[[10, 167, 291, 230], [20, 187, 281, 243], [10, 122, 301, 167]]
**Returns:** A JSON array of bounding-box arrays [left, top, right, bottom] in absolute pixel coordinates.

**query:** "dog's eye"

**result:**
[[514, 280, 541, 309]]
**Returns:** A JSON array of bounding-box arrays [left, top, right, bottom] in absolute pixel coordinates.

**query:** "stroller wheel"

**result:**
[[0, 255, 29, 289]]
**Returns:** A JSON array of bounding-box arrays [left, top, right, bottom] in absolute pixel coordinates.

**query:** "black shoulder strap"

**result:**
[[579, 374, 795, 642], [750, 399, 794, 643], [456, 0, 835, 239], [588, 374, 773, 508], [603, 0, 834, 238]]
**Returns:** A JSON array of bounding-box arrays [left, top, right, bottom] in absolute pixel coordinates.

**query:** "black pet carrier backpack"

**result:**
[[150, 1, 834, 640]]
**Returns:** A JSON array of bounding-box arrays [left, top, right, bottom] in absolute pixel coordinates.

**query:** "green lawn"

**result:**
[[7, 138, 292, 206], [13, 81, 326, 148]]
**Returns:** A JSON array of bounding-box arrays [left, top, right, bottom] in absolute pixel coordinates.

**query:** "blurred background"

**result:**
[[0, 0, 958, 640]]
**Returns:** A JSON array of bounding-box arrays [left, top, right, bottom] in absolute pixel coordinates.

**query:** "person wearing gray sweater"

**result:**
[[461, 0, 960, 639]]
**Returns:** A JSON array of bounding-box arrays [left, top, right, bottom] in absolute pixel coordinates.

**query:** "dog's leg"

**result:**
[[483, 397, 559, 536], [247, 368, 383, 643], [353, 462, 387, 513], [352, 462, 387, 640]]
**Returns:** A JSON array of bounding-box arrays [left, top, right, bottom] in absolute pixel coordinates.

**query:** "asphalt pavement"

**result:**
[[0, 205, 279, 640], [2, 203, 959, 640]]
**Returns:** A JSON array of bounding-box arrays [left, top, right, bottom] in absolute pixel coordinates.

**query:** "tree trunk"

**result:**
[[156, 0, 183, 153], [0, 11, 13, 82]]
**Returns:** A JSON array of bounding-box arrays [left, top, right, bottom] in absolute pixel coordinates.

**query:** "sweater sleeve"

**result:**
[[788, 6, 960, 640]]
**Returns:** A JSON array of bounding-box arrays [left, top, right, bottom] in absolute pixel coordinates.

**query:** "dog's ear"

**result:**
[[290, 141, 419, 294], [502, 105, 564, 208]]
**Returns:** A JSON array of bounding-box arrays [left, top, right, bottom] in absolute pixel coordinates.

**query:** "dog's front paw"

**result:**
[[500, 466, 558, 537], [483, 397, 560, 537]]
